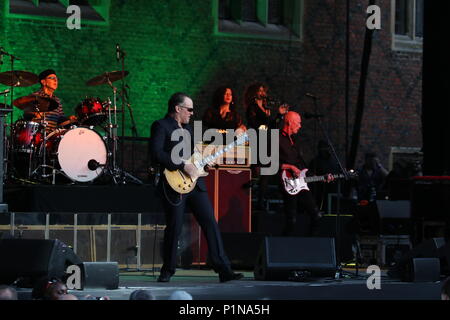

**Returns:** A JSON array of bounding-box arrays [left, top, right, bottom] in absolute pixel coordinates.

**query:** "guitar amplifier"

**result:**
[[190, 167, 252, 265], [196, 143, 251, 167]]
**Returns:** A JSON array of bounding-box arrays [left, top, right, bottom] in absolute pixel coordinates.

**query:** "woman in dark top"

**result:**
[[244, 82, 287, 129], [202, 86, 246, 132], [245, 83, 270, 130]]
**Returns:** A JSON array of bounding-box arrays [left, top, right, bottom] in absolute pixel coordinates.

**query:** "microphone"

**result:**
[[303, 112, 324, 119], [88, 159, 105, 171], [116, 44, 121, 62], [305, 93, 318, 100]]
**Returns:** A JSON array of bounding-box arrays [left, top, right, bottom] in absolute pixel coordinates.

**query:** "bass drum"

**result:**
[[53, 127, 107, 182]]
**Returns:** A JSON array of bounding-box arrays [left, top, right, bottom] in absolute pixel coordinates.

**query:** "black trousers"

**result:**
[[159, 182, 231, 276], [282, 190, 320, 237]]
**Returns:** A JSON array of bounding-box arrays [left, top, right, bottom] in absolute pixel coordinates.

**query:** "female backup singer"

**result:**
[[244, 82, 288, 131], [244, 82, 288, 210], [202, 86, 246, 134]]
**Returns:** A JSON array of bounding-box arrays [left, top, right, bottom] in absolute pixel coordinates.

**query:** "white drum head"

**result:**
[[57, 127, 107, 182]]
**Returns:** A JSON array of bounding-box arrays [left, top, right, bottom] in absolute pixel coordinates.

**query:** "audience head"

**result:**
[[57, 294, 78, 300], [0, 285, 18, 300], [130, 289, 156, 300], [32, 276, 67, 300], [168, 290, 193, 300]]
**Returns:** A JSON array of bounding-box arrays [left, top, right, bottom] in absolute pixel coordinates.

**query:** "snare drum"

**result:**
[[75, 98, 106, 126], [49, 127, 108, 182], [13, 120, 42, 153]]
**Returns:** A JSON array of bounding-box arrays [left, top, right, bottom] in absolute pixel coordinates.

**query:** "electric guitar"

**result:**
[[164, 133, 249, 194], [281, 168, 357, 195]]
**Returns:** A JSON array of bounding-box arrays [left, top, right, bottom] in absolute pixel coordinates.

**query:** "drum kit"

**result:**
[[0, 69, 141, 185]]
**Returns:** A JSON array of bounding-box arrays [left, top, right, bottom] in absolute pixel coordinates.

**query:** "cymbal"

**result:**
[[86, 71, 129, 86], [0, 71, 39, 87], [13, 95, 59, 112]]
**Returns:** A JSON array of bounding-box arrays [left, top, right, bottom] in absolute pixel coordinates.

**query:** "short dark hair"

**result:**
[[31, 276, 63, 300], [168, 92, 190, 114], [129, 289, 155, 300]]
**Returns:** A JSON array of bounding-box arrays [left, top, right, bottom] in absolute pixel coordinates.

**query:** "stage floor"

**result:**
[[15, 268, 443, 301]]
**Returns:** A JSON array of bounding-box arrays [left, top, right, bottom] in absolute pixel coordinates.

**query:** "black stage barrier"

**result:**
[[5, 184, 163, 213]]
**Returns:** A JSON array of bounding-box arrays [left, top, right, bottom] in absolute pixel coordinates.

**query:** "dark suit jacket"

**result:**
[[150, 115, 207, 191]]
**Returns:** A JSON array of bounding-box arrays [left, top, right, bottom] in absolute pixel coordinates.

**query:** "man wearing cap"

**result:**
[[25, 69, 72, 132]]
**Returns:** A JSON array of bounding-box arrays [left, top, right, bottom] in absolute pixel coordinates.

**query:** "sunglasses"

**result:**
[[179, 105, 194, 113]]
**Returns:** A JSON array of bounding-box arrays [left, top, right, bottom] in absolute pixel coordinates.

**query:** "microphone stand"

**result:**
[[7, 52, 20, 181], [119, 49, 126, 171], [0, 103, 11, 213], [307, 95, 350, 280], [125, 93, 138, 178], [115, 47, 142, 185]]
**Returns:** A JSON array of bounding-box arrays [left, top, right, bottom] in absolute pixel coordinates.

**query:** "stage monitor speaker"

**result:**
[[376, 200, 411, 219], [388, 237, 446, 280], [254, 237, 336, 280], [408, 258, 441, 282], [376, 200, 412, 235], [220, 232, 269, 270], [0, 239, 82, 287], [81, 262, 119, 290]]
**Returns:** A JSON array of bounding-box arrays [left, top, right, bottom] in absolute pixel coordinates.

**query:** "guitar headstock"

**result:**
[[346, 169, 359, 180]]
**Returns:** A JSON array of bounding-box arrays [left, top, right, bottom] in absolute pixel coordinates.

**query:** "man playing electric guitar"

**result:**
[[150, 92, 243, 283], [279, 111, 334, 236]]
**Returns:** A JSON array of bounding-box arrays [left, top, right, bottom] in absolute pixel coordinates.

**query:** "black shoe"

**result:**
[[157, 273, 171, 282], [219, 272, 244, 283]]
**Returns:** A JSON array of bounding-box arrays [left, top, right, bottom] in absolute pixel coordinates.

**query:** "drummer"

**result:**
[[25, 69, 76, 132]]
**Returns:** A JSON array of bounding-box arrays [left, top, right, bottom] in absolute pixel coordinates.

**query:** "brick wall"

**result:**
[[0, 0, 422, 171]]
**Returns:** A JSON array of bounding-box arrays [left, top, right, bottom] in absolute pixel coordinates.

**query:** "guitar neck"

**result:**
[[304, 173, 345, 183], [199, 138, 244, 167]]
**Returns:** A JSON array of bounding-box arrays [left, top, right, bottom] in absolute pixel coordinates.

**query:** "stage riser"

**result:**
[[5, 185, 164, 213], [0, 224, 164, 269]]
